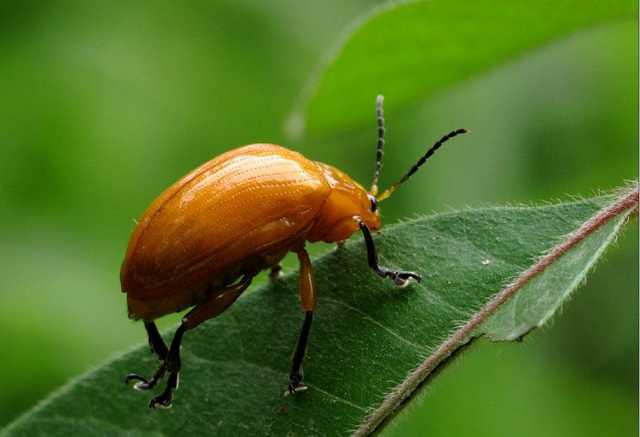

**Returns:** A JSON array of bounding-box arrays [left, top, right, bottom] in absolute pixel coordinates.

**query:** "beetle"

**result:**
[[122, 95, 468, 408]]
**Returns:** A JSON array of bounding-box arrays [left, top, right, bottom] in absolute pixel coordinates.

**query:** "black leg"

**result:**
[[359, 221, 421, 287], [148, 324, 185, 409], [145, 321, 169, 360], [124, 321, 169, 389], [125, 362, 166, 392], [286, 311, 313, 396], [125, 324, 186, 409]]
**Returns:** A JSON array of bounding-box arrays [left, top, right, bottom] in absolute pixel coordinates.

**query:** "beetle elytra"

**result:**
[[121, 96, 468, 408]]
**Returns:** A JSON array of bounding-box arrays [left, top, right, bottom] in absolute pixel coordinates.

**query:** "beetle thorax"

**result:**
[[307, 163, 381, 243]]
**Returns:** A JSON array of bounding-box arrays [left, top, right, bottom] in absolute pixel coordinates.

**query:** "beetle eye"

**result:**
[[368, 194, 378, 213]]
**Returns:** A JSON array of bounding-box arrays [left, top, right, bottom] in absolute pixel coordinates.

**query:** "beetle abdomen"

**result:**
[[121, 144, 330, 300]]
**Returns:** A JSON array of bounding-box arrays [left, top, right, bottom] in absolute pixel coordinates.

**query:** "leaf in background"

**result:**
[[286, 0, 637, 137], [2, 186, 636, 437]]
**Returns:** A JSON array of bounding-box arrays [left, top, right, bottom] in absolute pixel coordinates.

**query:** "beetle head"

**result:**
[[307, 95, 468, 245], [307, 163, 381, 243]]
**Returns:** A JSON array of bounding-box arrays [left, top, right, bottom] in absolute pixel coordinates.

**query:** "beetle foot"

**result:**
[[125, 374, 155, 391], [390, 270, 421, 287], [125, 363, 167, 391], [149, 390, 173, 409], [285, 372, 308, 396], [149, 369, 179, 409], [134, 380, 157, 391], [125, 374, 162, 391], [284, 381, 308, 396], [376, 267, 421, 287], [125, 373, 147, 385]]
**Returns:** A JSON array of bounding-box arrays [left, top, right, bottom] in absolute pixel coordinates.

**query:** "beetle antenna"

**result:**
[[376, 128, 469, 202], [369, 95, 385, 196]]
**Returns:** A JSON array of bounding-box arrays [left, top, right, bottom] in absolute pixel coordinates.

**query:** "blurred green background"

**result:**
[[0, 1, 636, 436]]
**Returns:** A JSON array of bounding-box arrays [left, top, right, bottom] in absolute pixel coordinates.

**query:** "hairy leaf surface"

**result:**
[[2, 187, 636, 437]]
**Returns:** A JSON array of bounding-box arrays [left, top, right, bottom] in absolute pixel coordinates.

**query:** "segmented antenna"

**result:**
[[369, 95, 385, 196], [376, 128, 469, 202]]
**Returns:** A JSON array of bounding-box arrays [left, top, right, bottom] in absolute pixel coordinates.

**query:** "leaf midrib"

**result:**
[[353, 188, 638, 436]]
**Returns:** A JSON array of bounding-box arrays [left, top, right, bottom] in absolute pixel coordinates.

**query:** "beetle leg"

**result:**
[[286, 249, 316, 396], [124, 322, 169, 389], [287, 312, 313, 396], [181, 275, 253, 330], [127, 277, 254, 407], [148, 277, 253, 408], [358, 221, 421, 287], [145, 321, 169, 360], [125, 364, 166, 391], [269, 262, 283, 280], [148, 324, 185, 409]]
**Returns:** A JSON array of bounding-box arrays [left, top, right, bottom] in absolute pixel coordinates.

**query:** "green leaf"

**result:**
[[287, 0, 637, 136], [2, 186, 636, 437]]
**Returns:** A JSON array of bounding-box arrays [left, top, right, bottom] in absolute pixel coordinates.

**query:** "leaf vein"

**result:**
[[319, 296, 430, 353], [184, 350, 369, 412]]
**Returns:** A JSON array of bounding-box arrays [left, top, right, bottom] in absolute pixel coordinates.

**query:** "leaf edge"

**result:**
[[353, 185, 639, 437]]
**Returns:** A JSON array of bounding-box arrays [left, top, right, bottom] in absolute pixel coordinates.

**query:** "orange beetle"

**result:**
[[122, 96, 468, 408]]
